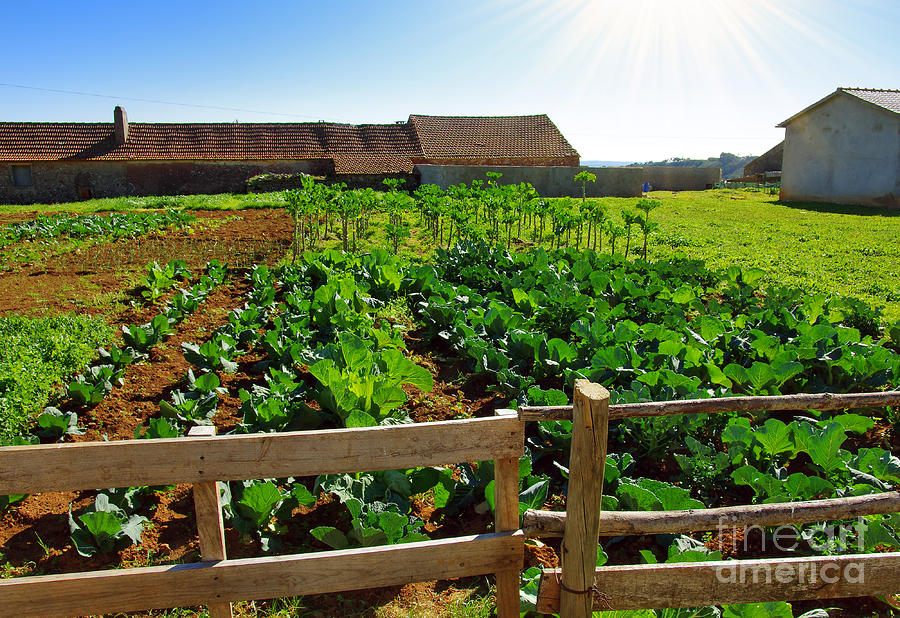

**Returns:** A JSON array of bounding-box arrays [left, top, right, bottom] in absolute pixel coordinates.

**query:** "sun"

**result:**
[[480, 0, 834, 97]]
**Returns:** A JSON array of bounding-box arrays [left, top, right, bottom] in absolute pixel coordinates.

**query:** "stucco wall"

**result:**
[[781, 94, 900, 207], [0, 159, 331, 204], [641, 166, 722, 191], [414, 164, 642, 197]]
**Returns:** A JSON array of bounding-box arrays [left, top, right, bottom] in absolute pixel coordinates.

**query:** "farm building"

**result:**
[[778, 88, 900, 207], [742, 141, 783, 179], [0, 108, 579, 204]]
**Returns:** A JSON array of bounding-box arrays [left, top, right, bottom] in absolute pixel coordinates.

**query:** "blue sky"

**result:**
[[3, 0, 899, 161]]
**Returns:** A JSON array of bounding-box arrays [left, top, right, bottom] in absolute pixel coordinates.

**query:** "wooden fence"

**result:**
[[0, 412, 525, 617], [3, 385, 900, 617], [521, 382, 900, 616]]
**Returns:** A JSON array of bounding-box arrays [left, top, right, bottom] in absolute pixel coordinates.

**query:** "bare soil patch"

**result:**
[[0, 208, 291, 318]]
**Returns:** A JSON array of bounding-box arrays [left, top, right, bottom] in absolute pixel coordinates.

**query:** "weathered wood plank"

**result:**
[[536, 552, 900, 612], [0, 415, 523, 494], [560, 380, 609, 618], [523, 491, 900, 538], [519, 391, 900, 422], [187, 426, 232, 618], [0, 532, 523, 617], [493, 409, 525, 618]]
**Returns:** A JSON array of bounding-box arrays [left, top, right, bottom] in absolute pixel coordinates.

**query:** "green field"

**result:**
[[620, 189, 900, 321], [5, 187, 899, 321]]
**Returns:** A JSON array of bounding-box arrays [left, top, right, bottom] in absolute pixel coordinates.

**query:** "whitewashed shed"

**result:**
[[779, 88, 900, 207]]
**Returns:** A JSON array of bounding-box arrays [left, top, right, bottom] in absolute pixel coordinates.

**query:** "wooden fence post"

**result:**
[[188, 425, 233, 618], [559, 380, 610, 618], [494, 408, 524, 618]]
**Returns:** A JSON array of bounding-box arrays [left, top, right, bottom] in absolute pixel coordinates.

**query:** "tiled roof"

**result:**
[[409, 114, 578, 160], [0, 121, 420, 164], [332, 154, 415, 174], [840, 88, 900, 115], [778, 87, 900, 127], [0, 112, 579, 172]]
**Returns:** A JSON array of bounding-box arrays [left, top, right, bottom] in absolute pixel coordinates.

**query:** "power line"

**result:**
[[0, 82, 353, 122]]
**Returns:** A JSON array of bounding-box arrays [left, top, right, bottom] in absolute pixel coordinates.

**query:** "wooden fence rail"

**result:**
[[536, 552, 900, 613], [524, 386, 900, 617], [0, 415, 525, 618], [523, 491, 900, 537], [520, 390, 900, 422]]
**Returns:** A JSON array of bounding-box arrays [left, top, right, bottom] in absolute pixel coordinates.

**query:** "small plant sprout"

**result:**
[[621, 209, 640, 259], [574, 170, 596, 205], [636, 198, 661, 260]]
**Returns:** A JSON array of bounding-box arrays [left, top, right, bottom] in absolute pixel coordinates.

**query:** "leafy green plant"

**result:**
[[224, 480, 315, 552], [311, 498, 427, 549], [4, 209, 194, 242], [134, 417, 182, 439], [0, 314, 114, 441], [35, 407, 84, 440], [122, 314, 175, 354], [160, 370, 225, 425], [68, 493, 148, 557], [96, 346, 135, 371], [309, 332, 433, 427], [182, 334, 240, 374], [66, 364, 123, 406], [138, 259, 191, 303]]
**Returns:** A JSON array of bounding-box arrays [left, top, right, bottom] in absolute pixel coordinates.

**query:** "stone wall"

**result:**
[[0, 159, 333, 204], [641, 166, 722, 191], [329, 172, 419, 191], [414, 165, 642, 197]]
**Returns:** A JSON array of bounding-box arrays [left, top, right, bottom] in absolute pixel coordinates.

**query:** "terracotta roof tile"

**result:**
[[332, 154, 415, 174], [0, 113, 579, 172], [409, 114, 578, 159], [0, 121, 419, 163], [840, 88, 900, 115]]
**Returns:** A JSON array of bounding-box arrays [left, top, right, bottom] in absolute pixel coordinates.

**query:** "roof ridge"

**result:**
[[409, 113, 549, 119], [840, 87, 900, 93]]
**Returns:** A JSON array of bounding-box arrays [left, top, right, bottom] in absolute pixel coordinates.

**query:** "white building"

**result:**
[[779, 88, 900, 207]]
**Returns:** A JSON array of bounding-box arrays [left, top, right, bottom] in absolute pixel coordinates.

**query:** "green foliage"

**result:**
[[138, 259, 191, 303], [35, 407, 84, 440], [628, 152, 754, 180], [134, 417, 182, 439], [68, 493, 148, 557], [0, 314, 114, 440], [182, 334, 240, 374], [309, 332, 432, 427], [66, 364, 123, 407], [2, 209, 194, 242], [122, 314, 176, 354]]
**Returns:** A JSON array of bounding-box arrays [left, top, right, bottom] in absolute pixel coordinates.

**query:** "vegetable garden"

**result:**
[[1, 177, 899, 617]]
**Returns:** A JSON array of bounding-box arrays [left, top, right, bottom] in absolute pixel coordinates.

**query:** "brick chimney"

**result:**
[[114, 106, 129, 145]]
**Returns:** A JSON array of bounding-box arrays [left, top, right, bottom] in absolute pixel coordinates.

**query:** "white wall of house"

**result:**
[[781, 93, 900, 207]]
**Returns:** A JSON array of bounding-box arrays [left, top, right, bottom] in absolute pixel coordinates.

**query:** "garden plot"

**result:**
[[1, 180, 900, 617]]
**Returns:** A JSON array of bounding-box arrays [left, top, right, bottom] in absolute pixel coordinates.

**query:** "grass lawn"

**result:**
[[602, 188, 900, 321]]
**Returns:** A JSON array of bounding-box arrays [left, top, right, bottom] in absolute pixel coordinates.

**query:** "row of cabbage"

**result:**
[[1, 209, 194, 243], [149, 254, 511, 553]]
